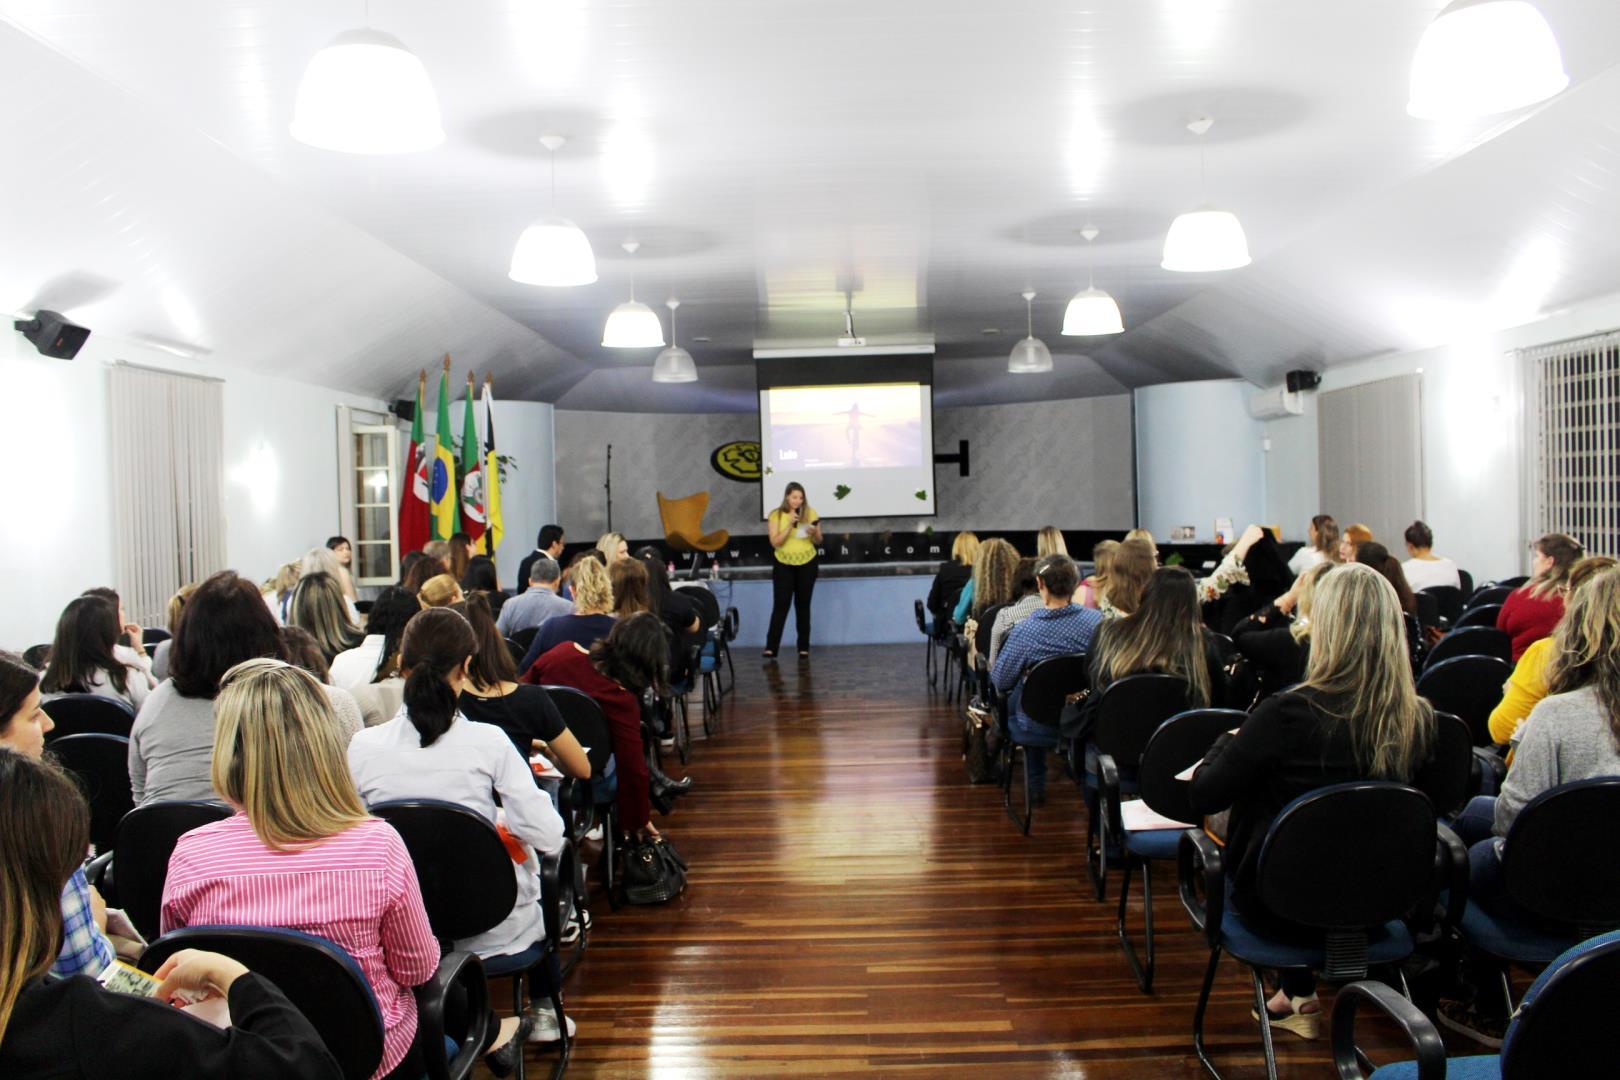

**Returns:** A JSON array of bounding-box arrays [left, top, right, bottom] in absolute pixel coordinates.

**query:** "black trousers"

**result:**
[[766, 559, 819, 652]]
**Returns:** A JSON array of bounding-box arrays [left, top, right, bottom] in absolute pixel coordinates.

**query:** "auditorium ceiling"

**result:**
[[3, 1, 1620, 411]]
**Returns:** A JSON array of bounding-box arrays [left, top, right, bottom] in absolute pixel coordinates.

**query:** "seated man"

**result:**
[[497, 556, 572, 637], [990, 554, 1101, 806]]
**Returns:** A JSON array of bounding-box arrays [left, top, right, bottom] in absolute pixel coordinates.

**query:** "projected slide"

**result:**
[[759, 382, 935, 519]]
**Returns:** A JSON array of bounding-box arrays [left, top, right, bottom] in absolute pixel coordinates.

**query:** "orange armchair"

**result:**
[[657, 491, 730, 559]]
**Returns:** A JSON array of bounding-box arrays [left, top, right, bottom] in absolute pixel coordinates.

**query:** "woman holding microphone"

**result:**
[[764, 482, 823, 659]]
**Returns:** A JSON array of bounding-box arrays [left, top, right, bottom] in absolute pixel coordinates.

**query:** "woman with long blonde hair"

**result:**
[[954, 537, 1020, 623], [596, 532, 630, 563], [1078, 539, 1119, 610], [926, 531, 979, 626], [1037, 527, 1068, 558], [1101, 537, 1156, 617], [1497, 532, 1585, 661], [1088, 567, 1215, 709], [517, 555, 620, 672], [1189, 562, 1440, 1038], [288, 571, 364, 663]]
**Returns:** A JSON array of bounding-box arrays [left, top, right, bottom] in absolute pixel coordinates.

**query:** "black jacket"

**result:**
[[926, 561, 972, 623], [1230, 604, 1309, 699]]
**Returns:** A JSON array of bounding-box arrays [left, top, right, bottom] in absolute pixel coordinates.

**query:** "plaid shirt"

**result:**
[[53, 866, 115, 979], [992, 604, 1103, 725]]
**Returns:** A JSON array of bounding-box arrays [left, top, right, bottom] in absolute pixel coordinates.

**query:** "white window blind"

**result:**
[[108, 363, 227, 627], [1316, 373, 1425, 545], [1522, 330, 1620, 558]]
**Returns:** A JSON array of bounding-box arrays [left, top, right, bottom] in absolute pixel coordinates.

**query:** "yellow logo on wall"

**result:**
[[710, 440, 762, 482]]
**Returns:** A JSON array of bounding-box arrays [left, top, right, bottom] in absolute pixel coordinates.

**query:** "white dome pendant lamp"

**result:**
[[290, 18, 444, 154], [1162, 117, 1252, 273], [1408, 0, 1568, 119], [510, 135, 598, 286], [601, 241, 665, 349], [1008, 290, 1053, 374], [1063, 225, 1125, 336], [652, 299, 698, 383]]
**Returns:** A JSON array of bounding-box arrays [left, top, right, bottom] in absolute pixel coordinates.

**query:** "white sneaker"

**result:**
[[560, 908, 592, 945], [526, 1007, 577, 1043], [584, 824, 603, 842]]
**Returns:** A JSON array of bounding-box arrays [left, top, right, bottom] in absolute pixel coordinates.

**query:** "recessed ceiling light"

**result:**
[[692, 335, 712, 343], [981, 328, 1000, 335]]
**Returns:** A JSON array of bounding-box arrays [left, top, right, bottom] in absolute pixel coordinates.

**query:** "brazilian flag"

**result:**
[[430, 365, 458, 541]]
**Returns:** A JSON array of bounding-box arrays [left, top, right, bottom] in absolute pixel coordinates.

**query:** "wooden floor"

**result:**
[[503, 644, 1408, 1078]]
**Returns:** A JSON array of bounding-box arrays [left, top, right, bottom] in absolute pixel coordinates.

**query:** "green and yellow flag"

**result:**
[[429, 357, 458, 541]]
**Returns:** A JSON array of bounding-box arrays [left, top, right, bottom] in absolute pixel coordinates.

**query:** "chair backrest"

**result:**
[[1413, 589, 1440, 628], [1020, 653, 1090, 728], [1458, 569, 1474, 597], [114, 799, 234, 940], [511, 624, 540, 651], [49, 733, 132, 853], [140, 925, 384, 1080], [914, 598, 928, 634], [1137, 708, 1247, 824], [1255, 782, 1437, 930], [973, 603, 1005, 658], [1466, 584, 1514, 610], [657, 490, 709, 537], [370, 800, 517, 943], [1419, 585, 1464, 624], [1423, 626, 1512, 669], [140, 627, 171, 646], [504, 636, 525, 665], [1456, 603, 1504, 629], [674, 582, 722, 628], [1416, 656, 1513, 746], [1091, 674, 1192, 765], [1501, 778, 1620, 931], [42, 693, 136, 741], [1500, 929, 1620, 1077], [1424, 711, 1475, 815], [1497, 575, 1529, 589]]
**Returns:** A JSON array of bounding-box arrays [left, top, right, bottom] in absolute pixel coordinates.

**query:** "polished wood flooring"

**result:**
[[503, 644, 1413, 1078]]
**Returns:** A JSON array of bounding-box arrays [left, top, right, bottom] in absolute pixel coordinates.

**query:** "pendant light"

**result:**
[[1408, 0, 1568, 119], [509, 135, 598, 287], [652, 299, 699, 383], [1008, 290, 1053, 374], [1062, 226, 1125, 336], [601, 242, 665, 349], [1162, 117, 1252, 273], [290, 19, 444, 154]]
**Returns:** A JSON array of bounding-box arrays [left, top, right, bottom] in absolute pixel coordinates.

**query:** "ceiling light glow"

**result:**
[[1408, 0, 1568, 119], [289, 29, 444, 154]]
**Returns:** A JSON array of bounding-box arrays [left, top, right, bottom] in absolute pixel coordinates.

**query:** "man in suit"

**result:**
[[516, 524, 566, 595]]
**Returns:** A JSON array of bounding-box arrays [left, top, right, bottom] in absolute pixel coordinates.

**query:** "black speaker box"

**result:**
[[391, 399, 416, 422], [13, 310, 90, 360], [1285, 369, 1321, 393]]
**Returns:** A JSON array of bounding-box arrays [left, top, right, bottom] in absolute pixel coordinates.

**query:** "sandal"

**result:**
[[1250, 993, 1321, 1040]]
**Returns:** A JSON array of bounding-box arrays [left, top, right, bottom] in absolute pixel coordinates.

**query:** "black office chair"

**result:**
[[1332, 929, 1620, 1079], [914, 600, 942, 686], [543, 685, 619, 916], [1416, 656, 1512, 747], [1423, 627, 1512, 669], [373, 800, 574, 1080], [22, 643, 51, 669], [1456, 603, 1504, 629], [50, 733, 132, 855], [42, 693, 136, 741], [1424, 711, 1482, 817], [1465, 584, 1514, 611], [113, 799, 233, 940], [970, 602, 1004, 701], [1178, 782, 1461, 1080], [999, 652, 1088, 835], [1496, 575, 1528, 589], [140, 627, 171, 647], [674, 584, 727, 718], [511, 624, 540, 654], [1096, 707, 1243, 992], [504, 637, 526, 665], [1458, 569, 1475, 598], [1419, 585, 1465, 625], [1413, 589, 1440, 629], [141, 924, 490, 1080], [717, 605, 740, 697], [1080, 674, 1191, 899]]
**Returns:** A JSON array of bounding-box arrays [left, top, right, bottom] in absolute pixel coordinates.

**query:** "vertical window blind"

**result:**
[[108, 363, 227, 627], [1317, 372, 1425, 545], [1523, 330, 1620, 557]]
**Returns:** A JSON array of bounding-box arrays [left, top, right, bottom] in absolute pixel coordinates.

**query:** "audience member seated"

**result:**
[[160, 658, 466, 1078], [1230, 561, 1337, 702], [447, 532, 473, 581], [330, 586, 415, 690], [1037, 526, 1068, 558], [300, 546, 360, 625], [461, 555, 506, 618], [517, 525, 567, 600], [1123, 528, 1158, 558], [1, 652, 119, 980], [348, 607, 567, 1050], [417, 573, 465, 609], [518, 557, 618, 675], [421, 539, 452, 569], [990, 555, 1101, 807], [636, 549, 704, 686], [151, 583, 197, 682], [529, 613, 671, 844], [1198, 524, 1293, 632], [289, 570, 364, 664], [956, 537, 1019, 641], [40, 595, 153, 709], [1286, 514, 1340, 576], [326, 534, 360, 602], [1498, 532, 1584, 661], [987, 558, 1041, 669], [1188, 563, 1444, 1039], [460, 593, 590, 779], [275, 627, 364, 741], [1488, 555, 1619, 749], [261, 561, 300, 624], [130, 571, 346, 805], [498, 555, 571, 637], [596, 532, 630, 563], [1100, 538, 1155, 618], [401, 552, 448, 594], [1078, 540, 1118, 610], [925, 532, 978, 627], [1400, 520, 1461, 591], [0, 748, 342, 1078], [80, 586, 156, 684], [1354, 541, 1419, 617], [1339, 522, 1373, 562]]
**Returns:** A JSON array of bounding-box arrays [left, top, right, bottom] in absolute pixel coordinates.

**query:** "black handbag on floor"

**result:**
[[624, 835, 688, 905]]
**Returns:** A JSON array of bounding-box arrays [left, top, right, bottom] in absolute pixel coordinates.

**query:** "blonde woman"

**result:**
[[288, 571, 364, 664], [1497, 532, 1585, 661], [517, 555, 618, 674], [953, 537, 1020, 625], [1079, 539, 1119, 610], [1124, 528, 1157, 558], [596, 532, 630, 564], [764, 482, 823, 658], [1037, 527, 1068, 559], [302, 545, 357, 606], [261, 561, 301, 624], [1189, 563, 1442, 1038], [1288, 515, 1341, 576], [926, 531, 979, 626], [157, 659, 507, 1079], [417, 573, 465, 609], [1100, 538, 1156, 618]]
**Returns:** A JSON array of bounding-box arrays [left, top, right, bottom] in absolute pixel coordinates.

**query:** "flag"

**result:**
[[398, 371, 431, 557], [429, 360, 458, 541], [459, 371, 486, 546], [481, 375, 504, 554]]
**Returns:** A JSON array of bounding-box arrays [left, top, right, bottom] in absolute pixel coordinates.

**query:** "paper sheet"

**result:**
[[1120, 799, 1195, 833]]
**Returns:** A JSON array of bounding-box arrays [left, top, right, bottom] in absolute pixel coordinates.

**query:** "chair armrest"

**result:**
[[1330, 979, 1447, 1080], [540, 840, 575, 949], [1436, 822, 1469, 932], [416, 950, 491, 1080], [1097, 753, 1122, 852], [85, 850, 115, 903], [1473, 746, 1507, 790], [1178, 828, 1224, 947]]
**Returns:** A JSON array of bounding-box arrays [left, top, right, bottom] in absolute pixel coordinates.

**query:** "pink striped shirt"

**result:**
[[161, 813, 440, 1079]]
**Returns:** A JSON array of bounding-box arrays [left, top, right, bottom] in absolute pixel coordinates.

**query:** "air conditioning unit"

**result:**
[[1248, 385, 1304, 420]]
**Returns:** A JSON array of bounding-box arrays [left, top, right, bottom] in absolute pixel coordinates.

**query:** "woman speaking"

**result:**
[[764, 482, 823, 659]]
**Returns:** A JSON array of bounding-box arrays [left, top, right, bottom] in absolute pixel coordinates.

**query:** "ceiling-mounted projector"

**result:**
[[13, 309, 90, 360]]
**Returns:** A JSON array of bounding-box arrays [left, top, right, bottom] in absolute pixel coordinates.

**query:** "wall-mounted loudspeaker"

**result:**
[[390, 399, 416, 422], [1284, 369, 1321, 393], [13, 310, 90, 360]]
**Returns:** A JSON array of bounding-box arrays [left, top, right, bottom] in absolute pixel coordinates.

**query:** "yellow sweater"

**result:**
[[1488, 636, 1554, 747]]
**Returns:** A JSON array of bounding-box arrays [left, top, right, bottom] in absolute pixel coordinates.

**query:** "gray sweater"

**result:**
[[1494, 685, 1620, 836], [128, 678, 364, 806]]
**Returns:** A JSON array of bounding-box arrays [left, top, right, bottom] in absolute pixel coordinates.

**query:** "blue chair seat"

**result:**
[[1370, 1056, 1499, 1079], [1220, 909, 1414, 970], [1459, 898, 1581, 964], [1123, 827, 1184, 860], [480, 941, 546, 978]]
